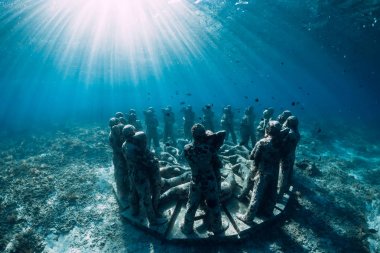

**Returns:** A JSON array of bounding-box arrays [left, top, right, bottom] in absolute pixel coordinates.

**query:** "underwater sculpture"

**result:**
[[181, 105, 195, 140], [239, 106, 256, 148], [109, 117, 129, 204], [256, 107, 274, 141], [127, 109, 143, 131], [123, 131, 167, 225], [276, 110, 292, 125], [143, 107, 160, 151], [115, 111, 127, 125], [162, 106, 176, 145], [237, 121, 283, 224], [202, 104, 215, 131], [278, 116, 300, 199], [181, 124, 229, 235], [221, 105, 237, 144], [110, 107, 296, 242]]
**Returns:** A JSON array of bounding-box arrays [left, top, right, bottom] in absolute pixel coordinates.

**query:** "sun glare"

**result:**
[[31, 0, 210, 84]]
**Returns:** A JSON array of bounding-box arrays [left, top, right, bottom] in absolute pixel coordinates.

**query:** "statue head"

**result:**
[[122, 124, 136, 141], [109, 117, 120, 128], [265, 120, 281, 137]]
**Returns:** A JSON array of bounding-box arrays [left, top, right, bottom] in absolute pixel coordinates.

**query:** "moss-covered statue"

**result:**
[[256, 107, 274, 141], [143, 107, 160, 151], [220, 105, 237, 144], [123, 130, 167, 225], [181, 105, 195, 140], [237, 120, 283, 224], [201, 104, 215, 132], [278, 116, 300, 199], [161, 106, 176, 145], [239, 106, 256, 148], [276, 110, 292, 125], [127, 109, 143, 131], [180, 124, 229, 235], [109, 116, 129, 204]]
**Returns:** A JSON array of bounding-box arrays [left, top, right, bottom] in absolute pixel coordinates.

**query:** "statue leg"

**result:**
[[181, 183, 201, 234]]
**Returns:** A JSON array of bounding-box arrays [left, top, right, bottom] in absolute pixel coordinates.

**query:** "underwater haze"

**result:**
[[0, 0, 379, 130], [1, 0, 380, 252]]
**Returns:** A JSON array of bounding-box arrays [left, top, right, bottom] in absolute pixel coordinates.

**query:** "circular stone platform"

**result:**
[[113, 171, 293, 243]]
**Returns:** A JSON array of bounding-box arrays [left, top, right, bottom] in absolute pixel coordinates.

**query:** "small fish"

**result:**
[[368, 229, 377, 234], [255, 98, 259, 102], [180, 101, 185, 105], [317, 128, 322, 133], [244, 96, 248, 99], [175, 91, 179, 95], [147, 92, 151, 95], [272, 96, 275, 100], [185, 93, 192, 96], [281, 61, 284, 65], [291, 102, 296, 106]]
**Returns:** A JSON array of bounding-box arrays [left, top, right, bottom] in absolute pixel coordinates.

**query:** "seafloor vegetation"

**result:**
[[0, 122, 379, 252]]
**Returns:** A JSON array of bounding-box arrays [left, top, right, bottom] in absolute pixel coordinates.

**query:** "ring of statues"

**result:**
[[109, 105, 300, 242]]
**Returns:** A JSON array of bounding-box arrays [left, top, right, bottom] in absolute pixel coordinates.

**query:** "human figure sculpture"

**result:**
[[237, 120, 282, 224], [127, 109, 143, 131], [277, 110, 292, 125], [202, 104, 215, 132], [143, 107, 160, 151], [180, 124, 229, 235], [220, 105, 237, 144], [123, 131, 167, 225], [240, 106, 256, 148], [115, 112, 127, 125], [278, 116, 300, 199], [162, 106, 176, 144], [109, 117, 129, 203], [181, 105, 195, 140], [115, 112, 124, 119], [256, 107, 274, 141]]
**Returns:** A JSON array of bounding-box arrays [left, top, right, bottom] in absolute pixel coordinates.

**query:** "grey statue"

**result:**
[[143, 107, 160, 150], [278, 116, 300, 199], [123, 131, 167, 225], [180, 124, 229, 235], [221, 105, 237, 144], [237, 120, 282, 225], [202, 104, 215, 132], [181, 105, 195, 140], [240, 106, 256, 148]]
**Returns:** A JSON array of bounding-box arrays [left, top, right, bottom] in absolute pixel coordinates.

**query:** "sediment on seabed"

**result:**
[[0, 123, 379, 252]]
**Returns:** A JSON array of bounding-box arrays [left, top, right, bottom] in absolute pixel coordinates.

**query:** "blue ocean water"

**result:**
[[0, 0, 379, 130], [0, 0, 379, 252]]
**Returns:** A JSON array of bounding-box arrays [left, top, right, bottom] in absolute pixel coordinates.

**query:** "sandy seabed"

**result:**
[[0, 122, 379, 253]]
